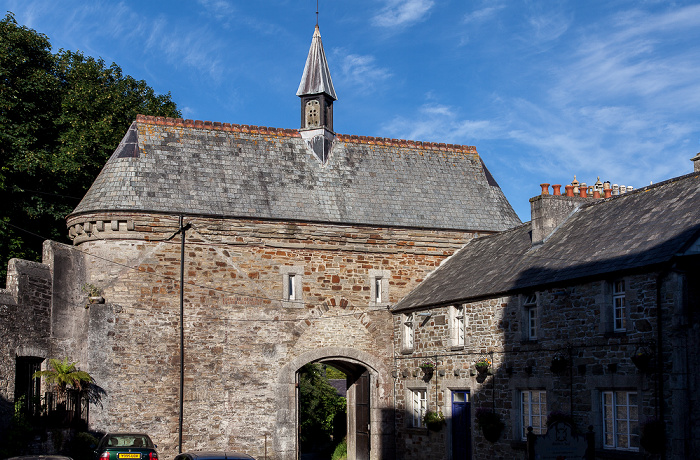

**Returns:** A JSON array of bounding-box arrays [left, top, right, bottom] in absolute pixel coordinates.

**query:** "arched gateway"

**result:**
[[279, 348, 390, 460]]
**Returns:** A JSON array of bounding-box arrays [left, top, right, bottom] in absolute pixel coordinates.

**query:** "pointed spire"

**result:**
[[297, 25, 337, 100]]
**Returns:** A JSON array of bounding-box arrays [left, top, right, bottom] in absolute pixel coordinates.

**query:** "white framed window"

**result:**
[[521, 390, 547, 439], [450, 305, 466, 347], [288, 274, 297, 300], [613, 280, 626, 332], [369, 269, 390, 306], [602, 390, 638, 451], [522, 294, 538, 340], [402, 313, 415, 352], [374, 278, 382, 303], [411, 389, 427, 428], [281, 266, 304, 306]]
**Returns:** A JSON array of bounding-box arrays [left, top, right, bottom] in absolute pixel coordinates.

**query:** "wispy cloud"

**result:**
[[463, 5, 505, 25], [334, 51, 392, 93], [372, 0, 434, 28]]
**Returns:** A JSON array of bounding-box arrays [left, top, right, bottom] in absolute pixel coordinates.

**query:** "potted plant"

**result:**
[[475, 408, 504, 442], [631, 348, 653, 373], [640, 418, 665, 454], [550, 355, 568, 373], [419, 360, 435, 377], [82, 283, 104, 306], [423, 410, 446, 432], [474, 358, 491, 374]]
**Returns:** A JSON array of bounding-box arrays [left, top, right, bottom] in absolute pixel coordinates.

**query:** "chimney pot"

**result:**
[[579, 185, 588, 198], [540, 183, 550, 195], [604, 188, 612, 198], [564, 185, 574, 197], [593, 190, 601, 199], [552, 184, 562, 196]]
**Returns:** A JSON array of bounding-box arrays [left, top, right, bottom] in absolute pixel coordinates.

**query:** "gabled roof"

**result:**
[[297, 25, 337, 100], [69, 115, 521, 233], [394, 172, 700, 311]]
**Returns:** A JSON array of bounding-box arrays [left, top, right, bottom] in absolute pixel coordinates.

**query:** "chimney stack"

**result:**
[[692, 152, 700, 172], [530, 178, 594, 246]]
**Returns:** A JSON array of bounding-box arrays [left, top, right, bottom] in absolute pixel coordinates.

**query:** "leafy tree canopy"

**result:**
[[299, 363, 347, 452], [32, 357, 93, 394], [0, 12, 180, 283]]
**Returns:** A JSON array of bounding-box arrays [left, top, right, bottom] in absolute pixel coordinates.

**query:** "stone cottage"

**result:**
[[0, 25, 520, 459], [391, 169, 700, 459]]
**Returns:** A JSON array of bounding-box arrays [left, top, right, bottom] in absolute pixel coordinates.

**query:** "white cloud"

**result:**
[[463, 5, 505, 25], [372, 0, 434, 28], [335, 52, 392, 92]]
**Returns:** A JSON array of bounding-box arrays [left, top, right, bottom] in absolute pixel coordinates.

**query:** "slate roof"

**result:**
[[394, 172, 700, 311], [296, 25, 337, 100], [69, 115, 521, 232]]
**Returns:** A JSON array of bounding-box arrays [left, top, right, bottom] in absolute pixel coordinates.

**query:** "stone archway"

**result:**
[[277, 347, 393, 460]]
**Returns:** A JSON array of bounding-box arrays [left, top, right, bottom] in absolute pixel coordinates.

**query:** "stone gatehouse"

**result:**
[[0, 24, 520, 460]]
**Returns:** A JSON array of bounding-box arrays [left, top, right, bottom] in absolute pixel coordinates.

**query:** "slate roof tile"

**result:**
[[394, 172, 700, 311], [71, 116, 521, 232]]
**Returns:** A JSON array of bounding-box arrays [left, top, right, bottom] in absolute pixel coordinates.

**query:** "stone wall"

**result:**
[[0, 258, 52, 435], [392, 271, 690, 459], [66, 212, 477, 459]]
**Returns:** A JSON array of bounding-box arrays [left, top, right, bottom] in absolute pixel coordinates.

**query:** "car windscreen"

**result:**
[[103, 435, 154, 449]]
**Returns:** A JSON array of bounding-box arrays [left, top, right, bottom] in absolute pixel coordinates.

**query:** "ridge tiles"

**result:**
[[135, 114, 478, 154]]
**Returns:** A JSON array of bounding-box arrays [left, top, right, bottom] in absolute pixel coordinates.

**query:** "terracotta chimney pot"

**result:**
[[579, 186, 588, 198], [593, 190, 601, 199], [552, 184, 562, 196], [540, 183, 550, 195], [564, 185, 574, 197], [604, 189, 612, 198]]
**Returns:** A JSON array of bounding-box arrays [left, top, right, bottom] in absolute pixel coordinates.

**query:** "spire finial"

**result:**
[[316, 0, 319, 26]]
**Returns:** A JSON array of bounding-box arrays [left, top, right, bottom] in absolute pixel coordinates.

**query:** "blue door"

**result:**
[[452, 390, 471, 460]]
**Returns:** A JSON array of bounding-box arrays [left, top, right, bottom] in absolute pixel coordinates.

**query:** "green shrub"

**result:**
[[331, 438, 347, 460]]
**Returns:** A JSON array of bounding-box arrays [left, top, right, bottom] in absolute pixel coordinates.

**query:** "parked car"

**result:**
[[95, 433, 158, 460], [173, 452, 255, 460], [6, 457, 73, 460]]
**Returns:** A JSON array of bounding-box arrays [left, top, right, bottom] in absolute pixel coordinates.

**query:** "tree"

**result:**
[[0, 12, 180, 284], [298, 363, 347, 453], [31, 358, 93, 395]]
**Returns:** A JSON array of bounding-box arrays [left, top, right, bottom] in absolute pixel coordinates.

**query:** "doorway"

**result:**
[[15, 356, 43, 417], [297, 360, 372, 460], [451, 390, 471, 460]]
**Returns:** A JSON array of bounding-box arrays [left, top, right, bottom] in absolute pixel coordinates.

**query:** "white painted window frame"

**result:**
[[602, 390, 638, 451], [612, 280, 626, 332], [520, 390, 547, 440], [369, 269, 390, 307]]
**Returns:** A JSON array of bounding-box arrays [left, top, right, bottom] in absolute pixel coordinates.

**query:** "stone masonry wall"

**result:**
[[68, 212, 477, 459], [0, 258, 52, 436], [393, 271, 679, 460]]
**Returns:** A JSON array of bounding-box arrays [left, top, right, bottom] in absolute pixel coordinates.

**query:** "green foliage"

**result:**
[[69, 431, 100, 460], [0, 396, 35, 457], [325, 365, 346, 380], [298, 363, 347, 451], [32, 357, 94, 394], [0, 12, 180, 284], [330, 438, 347, 460]]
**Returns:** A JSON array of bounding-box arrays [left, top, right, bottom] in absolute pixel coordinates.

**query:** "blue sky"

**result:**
[[4, 0, 700, 221]]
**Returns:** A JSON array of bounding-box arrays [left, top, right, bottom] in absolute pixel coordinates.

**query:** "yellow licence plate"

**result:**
[[118, 454, 141, 459]]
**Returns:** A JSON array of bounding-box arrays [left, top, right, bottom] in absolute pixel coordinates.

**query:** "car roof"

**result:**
[[6, 456, 73, 460], [177, 452, 255, 460]]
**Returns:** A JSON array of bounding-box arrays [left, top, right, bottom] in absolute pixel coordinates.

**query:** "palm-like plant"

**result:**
[[32, 358, 93, 395]]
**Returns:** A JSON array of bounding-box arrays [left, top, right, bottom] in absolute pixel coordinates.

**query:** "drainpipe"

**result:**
[[178, 216, 191, 453]]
